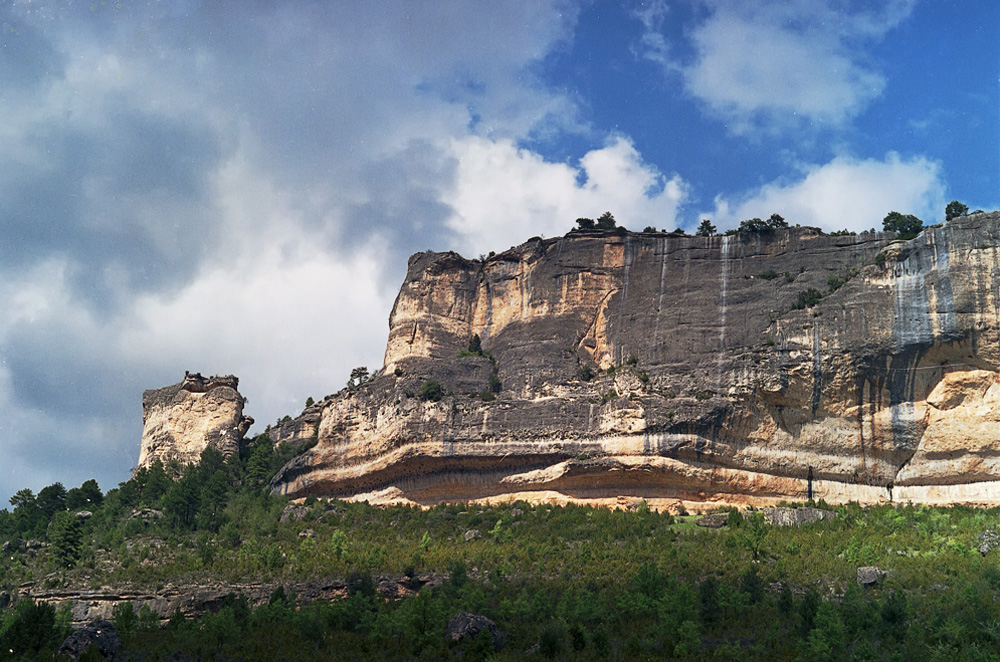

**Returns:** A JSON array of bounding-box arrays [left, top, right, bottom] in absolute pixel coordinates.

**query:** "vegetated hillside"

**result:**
[[4, 440, 1000, 659], [272, 211, 1000, 509]]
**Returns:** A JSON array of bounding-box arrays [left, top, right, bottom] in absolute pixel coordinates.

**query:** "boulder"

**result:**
[[464, 529, 482, 541], [697, 513, 729, 529], [58, 620, 120, 660], [857, 566, 885, 586]]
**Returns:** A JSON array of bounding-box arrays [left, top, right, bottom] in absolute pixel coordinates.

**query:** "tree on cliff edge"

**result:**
[[696, 219, 716, 236], [945, 200, 969, 221], [596, 211, 617, 230], [882, 211, 923, 239]]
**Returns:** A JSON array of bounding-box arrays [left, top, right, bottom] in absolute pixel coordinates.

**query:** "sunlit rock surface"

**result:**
[[272, 212, 1000, 508], [135, 372, 253, 475]]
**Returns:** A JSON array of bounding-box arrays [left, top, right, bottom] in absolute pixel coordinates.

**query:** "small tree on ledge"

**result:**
[[595, 211, 617, 230], [945, 200, 968, 221], [696, 219, 717, 236]]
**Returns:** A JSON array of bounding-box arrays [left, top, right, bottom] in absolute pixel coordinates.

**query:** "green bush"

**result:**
[[792, 288, 824, 310], [417, 380, 444, 402], [882, 211, 923, 238]]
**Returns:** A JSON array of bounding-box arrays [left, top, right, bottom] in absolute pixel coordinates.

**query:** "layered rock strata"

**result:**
[[272, 213, 1000, 507], [135, 372, 253, 475]]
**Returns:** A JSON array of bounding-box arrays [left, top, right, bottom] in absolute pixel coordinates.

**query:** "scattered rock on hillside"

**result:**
[[464, 529, 482, 541], [58, 620, 120, 660], [763, 507, 835, 527], [978, 530, 1000, 556], [857, 566, 886, 586], [127, 508, 163, 523], [446, 612, 504, 649], [280, 504, 310, 523]]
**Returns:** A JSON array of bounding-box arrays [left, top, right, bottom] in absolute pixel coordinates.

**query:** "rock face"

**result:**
[[135, 372, 253, 475], [272, 213, 1000, 508]]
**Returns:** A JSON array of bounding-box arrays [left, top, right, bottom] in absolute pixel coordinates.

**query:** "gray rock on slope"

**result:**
[[58, 620, 120, 660]]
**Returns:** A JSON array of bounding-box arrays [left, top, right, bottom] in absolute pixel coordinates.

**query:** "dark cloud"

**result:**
[[0, 106, 224, 312], [0, 0, 584, 506]]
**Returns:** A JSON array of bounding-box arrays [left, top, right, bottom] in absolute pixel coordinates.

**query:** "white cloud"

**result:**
[[705, 153, 946, 232], [639, 0, 917, 132], [121, 242, 392, 431], [0, 2, 592, 502], [443, 136, 687, 256]]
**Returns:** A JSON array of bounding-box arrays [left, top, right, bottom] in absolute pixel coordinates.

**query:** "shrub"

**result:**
[[792, 288, 823, 310], [417, 381, 444, 402], [577, 365, 595, 382]]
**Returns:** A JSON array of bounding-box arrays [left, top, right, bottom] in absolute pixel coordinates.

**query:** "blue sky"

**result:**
[[0, 0, 996, 504]]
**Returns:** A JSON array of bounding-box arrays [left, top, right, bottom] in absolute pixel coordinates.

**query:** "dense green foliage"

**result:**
[[882, 211, 923, 238], [417, 380, 444, 402], [791, 287, 824, 310], [946, 200, 969, 221], [595, 211, 616, 230], [739, 214, 787, 233], [8, 447, 1000, 658], [696, 219, 717, 236]]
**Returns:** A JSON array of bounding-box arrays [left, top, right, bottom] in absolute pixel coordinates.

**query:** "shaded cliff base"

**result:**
[[287, 450, 1000, 513]]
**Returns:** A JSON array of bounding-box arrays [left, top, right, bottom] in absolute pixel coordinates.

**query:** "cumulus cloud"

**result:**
[[637, 0, 917, 132], [0, 1, 588, 502], [705, 153, 946, 232], [444, 136, 686, 256]]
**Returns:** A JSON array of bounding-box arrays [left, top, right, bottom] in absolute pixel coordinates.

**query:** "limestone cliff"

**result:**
[[135, 372, 253, 475], [271, 212, 1000, 507]]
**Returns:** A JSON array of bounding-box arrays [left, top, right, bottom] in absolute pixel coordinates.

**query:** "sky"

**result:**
[[0, 0, 997, 505]]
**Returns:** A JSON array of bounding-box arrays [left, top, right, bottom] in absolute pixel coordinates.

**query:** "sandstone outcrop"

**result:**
[[272, 213, 1000, 508], [135, 372, 253, 475]]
